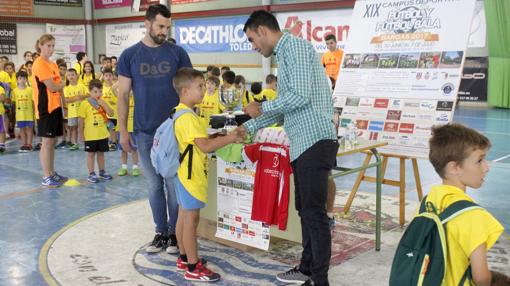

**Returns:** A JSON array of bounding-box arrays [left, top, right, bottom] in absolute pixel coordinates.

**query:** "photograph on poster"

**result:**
[[439, 51, 464, 68], [397, 52, 420, 68], [342, 54, 361, 68], [378, 53, 399, 68], [418, 52, 441, 68], [360, 53, 380, 68]]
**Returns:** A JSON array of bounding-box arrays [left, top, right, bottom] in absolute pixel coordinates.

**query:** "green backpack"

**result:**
[[389, 195, 482, 286]]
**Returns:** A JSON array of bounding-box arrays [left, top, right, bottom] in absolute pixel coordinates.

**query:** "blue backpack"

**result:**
[[151, 108, 194, 179]]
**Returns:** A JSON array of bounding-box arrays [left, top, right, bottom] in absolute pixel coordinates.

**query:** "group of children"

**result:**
[[0, 52, 139, 182]]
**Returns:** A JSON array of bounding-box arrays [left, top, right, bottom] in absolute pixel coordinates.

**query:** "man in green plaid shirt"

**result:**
[[239, 10, 339, 286]]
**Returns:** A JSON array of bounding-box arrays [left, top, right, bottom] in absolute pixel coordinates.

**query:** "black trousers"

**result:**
[[291, 139, 339, 286]]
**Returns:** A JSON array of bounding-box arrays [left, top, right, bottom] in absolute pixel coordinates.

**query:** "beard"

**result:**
[[149, 29, 166, 45]]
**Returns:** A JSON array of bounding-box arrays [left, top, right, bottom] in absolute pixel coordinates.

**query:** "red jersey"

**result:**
[[244, 143, 291, 230]]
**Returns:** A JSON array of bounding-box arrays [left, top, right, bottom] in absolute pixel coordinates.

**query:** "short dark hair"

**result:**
[[67, 68, 78, 75], [102, 57, 111, 63], [244, 10, 281, 33], [145, 4, 171, 21], [325, 34, 336, 42], [58, 62, 67, 69], [25, 61, 33, 66], [76, 52, 86, 61], [211, 67, 220, 77], [23, 51, 32, 57], [429, 123, 491, 178], [110, 56, 117, 60], [56, 58, 66, 66], [102, 68, 113, 75], [0, 56, 9, 61], [234, 75, 246, 85], [206, 65, 216, 72], [222, 70, 236, 85], [4, 62, 14, 69], [265, 74, 277, 84], [89, 79, 103, 91], [16, 70, 28, 79], [206, 76, 220, 87], [173, 67, 204, 94], [220, 66, 230, 72], [250, 82, 262, 95]]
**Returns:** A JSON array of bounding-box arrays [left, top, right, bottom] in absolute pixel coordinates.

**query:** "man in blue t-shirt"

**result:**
[[117, 4, 192, 254]]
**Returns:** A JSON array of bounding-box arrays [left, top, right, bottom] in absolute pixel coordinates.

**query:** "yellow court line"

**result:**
[[38, 199, 146, 285]]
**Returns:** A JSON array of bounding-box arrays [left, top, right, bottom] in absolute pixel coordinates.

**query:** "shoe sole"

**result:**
[[145, 247, 164, 253], [166, 246, 179, 254], [276, 276, 309, 284], [42, 183, 63, 188], [184, 276, 220, 282]]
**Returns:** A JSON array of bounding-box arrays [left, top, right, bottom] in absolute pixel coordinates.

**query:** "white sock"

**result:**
[[122, 164, 128, 169], [132, 164, 139, 169]]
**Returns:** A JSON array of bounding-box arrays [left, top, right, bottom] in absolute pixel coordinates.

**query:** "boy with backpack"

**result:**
[[153, 67, 241, 282], [390, 123, 504, 286]]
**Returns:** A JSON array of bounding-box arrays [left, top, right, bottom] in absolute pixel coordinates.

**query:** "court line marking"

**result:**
[[493, 154, 510, 163], [455, 115, 510, 122]]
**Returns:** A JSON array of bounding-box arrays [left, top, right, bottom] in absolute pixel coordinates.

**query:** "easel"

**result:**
[[342, 152, 424, 226]]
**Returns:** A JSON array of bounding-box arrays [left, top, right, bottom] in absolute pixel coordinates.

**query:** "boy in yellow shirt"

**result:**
[[173, 68, 241, 282], [12, 71, 34, 152], [101, 68, 118, 151], [235, 75, 254, 109], [197, 76, 223, 127], [257, 74, 277, 102], [117, 93, 140, 177], [78, 79, 114, 183], [64, 68, 88, 151], [0, 85, 6, 153], [426, 123, 504, 286]]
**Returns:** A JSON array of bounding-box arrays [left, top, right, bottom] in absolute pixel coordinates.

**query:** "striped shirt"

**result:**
[[244, 32, 336, 161]]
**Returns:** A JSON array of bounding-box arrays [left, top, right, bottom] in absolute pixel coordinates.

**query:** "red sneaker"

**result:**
[[176, 257, 207, 272], [184, 260, 220, 282]]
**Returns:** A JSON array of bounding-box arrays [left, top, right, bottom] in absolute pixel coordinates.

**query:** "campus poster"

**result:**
[[216, 158, 270, 251], [332, 0, 477, 158], [94, 0, 132, 9], [105, 23, 145, 57], [46, 24, 86, 65]]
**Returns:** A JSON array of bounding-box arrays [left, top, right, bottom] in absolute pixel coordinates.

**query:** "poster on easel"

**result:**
[[333, 0, 477, 158], [215, 158, 270, 251], [46, 24, 86, 65], [105, 23, 145, 57]]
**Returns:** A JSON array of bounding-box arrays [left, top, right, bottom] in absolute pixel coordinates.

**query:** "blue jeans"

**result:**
[[134, 131, 178, 235]]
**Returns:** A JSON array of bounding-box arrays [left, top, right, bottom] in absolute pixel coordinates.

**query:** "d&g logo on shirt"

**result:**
[[140, 61, 171, 77]]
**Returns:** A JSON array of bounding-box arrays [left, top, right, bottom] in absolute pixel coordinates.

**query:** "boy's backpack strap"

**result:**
[[458, 266, 472, 286], [179, 144, 193, 180], [419, 195, 428, 213], [439, 200, 481, 223]]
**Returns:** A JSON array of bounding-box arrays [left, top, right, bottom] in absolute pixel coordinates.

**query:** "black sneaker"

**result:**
[[34, 143, 42, 151], [301, 279, 315, 285], [166, 234, 179, 254], [0, 145, 5, 153], [145, 233, 168, 253], [55, 141, 67, 149], [276, 266, 310, 284]]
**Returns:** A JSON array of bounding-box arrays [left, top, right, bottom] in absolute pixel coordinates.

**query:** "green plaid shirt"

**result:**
[[244, 32, 336, 161]]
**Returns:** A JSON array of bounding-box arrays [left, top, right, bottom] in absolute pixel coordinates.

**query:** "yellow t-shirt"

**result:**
[[198, 90, 223, 127], [127, 95, 134, 132], [64, 84, 88, 119], [0, 86, 6, 115], [102, 85, 117, 119], [255, 88, 277, 102], [12, 87, 34, 121], [241, 90, 255, 108], [73, 62, 83, 76], [78, 99, 110, 141], [423, 185, 504, 286], [7, 73, 17, 91], [174, 103, 209, 203], [0, 71, 10, 84], [79, 73, 94, 88]]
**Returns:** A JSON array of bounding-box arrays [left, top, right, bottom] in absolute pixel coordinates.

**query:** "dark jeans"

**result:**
[[292, 139, 339, 286]]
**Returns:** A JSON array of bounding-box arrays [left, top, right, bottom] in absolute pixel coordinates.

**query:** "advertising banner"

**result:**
[[35, 0, 82, 7], [0, 23, 17, 55], [46, 24, 86, 64], [216, 158, 270, 251], [94, 0, 132, 9], [332, 0, 477, 158], [172, 0, 214, 3], [458, 57, 487, 102], [276, 9, 352, 53], [105, 23, 145, 57], [174, 16, 253, 53], [0, 0, 32, 16]]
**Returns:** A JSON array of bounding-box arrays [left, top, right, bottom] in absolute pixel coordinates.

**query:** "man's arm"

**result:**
[[117, 75, 132, 152], [470, 242, 491, 286], [241, 112, 283, 135]]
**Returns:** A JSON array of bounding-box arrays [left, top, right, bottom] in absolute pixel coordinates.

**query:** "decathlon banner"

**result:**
[[275, 9, 352, 53], [46, 24, 86, 64], [174, 16, 253, 53], [332, 0, 476, 158], [106, 23, 145, 57]]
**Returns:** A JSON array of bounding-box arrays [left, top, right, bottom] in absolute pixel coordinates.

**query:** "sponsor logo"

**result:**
[[382, 134, 397, 141], [357, 110, 372, 117], [418, 113, 434, 121], [413, 137, 430, 148], [399, 123, 415, 134], [441, 83, 455, 95], [368, 121, 384, 131], [401, 112, 417, 120], [386, 110, 402, 120], [414, 124, 432, 135], [436, 101, 454, 111], [462, 73, 486, 80], [0, 29, 15, 37], [435, 112, 450, 122], [356, 120, 369, 130], [346, 97, 361, 106], [369, 132, 379, 141], [391, 99, 402, 108], [359, 98, 375, 107], [419, 101, 436, 110], [340, 118, 352, 128], [140, 61, 171, 76], [399, 135, 411, 144], [374, 98, 389, 108], [371, 110, 388, 118], [384, 122, 399, 132], [404, 101, 420, 108], [343, 110, 357, 116]]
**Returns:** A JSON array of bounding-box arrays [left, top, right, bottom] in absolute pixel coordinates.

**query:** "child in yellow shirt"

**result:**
[[197, 76, 223, 127], [117, 93, 140, 176], [0, 85, 6, 153], [12, 71, 34, 152], [79, 61, 96, 88], [235, 75, 254, 109], [64, 68, 88, 151], [258, 74, 277, 102], [78, 79, 114, 183], [101, 68, 118, 151]]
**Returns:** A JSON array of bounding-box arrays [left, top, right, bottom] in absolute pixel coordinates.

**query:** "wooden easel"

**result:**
[[343, 152, 424, 226]]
